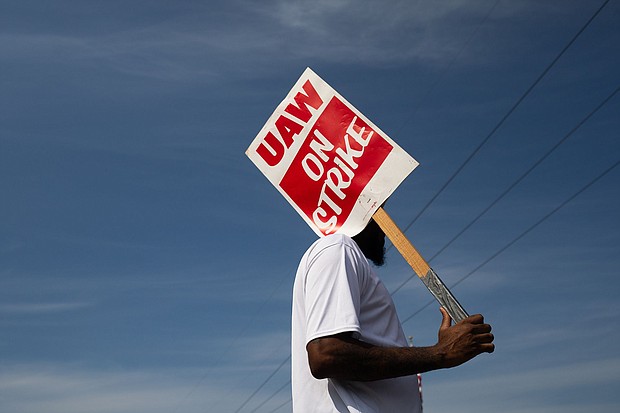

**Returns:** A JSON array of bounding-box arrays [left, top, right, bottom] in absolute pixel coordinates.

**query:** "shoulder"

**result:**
[[306, 234, 360, 258], [300, 234, 368, 272]]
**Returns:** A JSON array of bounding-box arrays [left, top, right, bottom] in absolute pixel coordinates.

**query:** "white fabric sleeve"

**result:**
[[304, 242, 362, 344]]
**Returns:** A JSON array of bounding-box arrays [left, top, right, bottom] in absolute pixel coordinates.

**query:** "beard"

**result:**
[[366, 246, 386, 267], [352, 219, 387, 267]]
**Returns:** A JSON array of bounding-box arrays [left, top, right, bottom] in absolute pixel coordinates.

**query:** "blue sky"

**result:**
[[1, 1, 619, 412]]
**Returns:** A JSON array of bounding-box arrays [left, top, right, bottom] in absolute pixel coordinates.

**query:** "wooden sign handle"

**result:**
[[372, 207, 469, 323]]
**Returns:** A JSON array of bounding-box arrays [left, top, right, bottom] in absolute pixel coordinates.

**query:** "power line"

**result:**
[[249, 380, 291, 413], [234, 356, 290, 413], [390, 85, 619, 296], [400, 0, 612, 235], [229, 1, 613, 409], [400, 158, 620, 325], [244, 83, 618, 410], [243, 156, 620, 411], [235, 153, 620, 411], [266, 398, 292, 413], [171, 269, 293, 413]]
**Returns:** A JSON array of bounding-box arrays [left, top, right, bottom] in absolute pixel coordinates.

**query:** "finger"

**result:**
[[439, 307, 452, 329], [471, 324, 492, 334], [463, 313, 484, 324], [480, 342, 495, 353], [474, 333, 495, 344]]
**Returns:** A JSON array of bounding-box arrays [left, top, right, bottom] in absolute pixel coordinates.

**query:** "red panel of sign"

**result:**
[[280, 97, 393, 235]]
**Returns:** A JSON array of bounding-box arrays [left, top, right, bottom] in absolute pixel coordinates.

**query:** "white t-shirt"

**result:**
[[292, 234, 422, 413]]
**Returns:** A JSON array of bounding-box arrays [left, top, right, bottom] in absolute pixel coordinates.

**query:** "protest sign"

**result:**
[[246, 68, 418, 237], [246, 68, 468, 322]]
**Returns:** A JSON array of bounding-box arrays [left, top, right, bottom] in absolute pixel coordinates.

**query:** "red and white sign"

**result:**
[[246, 68, 418, 237]]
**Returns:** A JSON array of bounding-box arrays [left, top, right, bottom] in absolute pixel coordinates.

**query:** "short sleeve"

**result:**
[[303, 242, 363, 344]]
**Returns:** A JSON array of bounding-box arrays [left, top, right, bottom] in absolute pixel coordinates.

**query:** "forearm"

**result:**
[[307, 311, 495, 382], [307, 334, 447, 381]]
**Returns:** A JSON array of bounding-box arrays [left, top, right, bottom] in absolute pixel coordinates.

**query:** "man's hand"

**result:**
[[435, 307, 495, 369]]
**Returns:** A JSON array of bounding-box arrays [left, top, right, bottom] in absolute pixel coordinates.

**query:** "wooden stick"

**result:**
[[372, 207, 430, 278], [372, 207, 469, 323]]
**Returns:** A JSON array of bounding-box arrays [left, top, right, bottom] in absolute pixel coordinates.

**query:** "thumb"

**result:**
[[439, 307, 452, 330]]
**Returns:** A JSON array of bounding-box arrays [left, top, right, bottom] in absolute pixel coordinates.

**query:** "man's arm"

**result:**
[[307, 307, 494, 382]]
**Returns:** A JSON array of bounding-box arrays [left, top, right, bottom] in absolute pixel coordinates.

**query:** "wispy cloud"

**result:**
[[0, 360, 296, 413], [0, 0, 533, 84], [254, 0, 503, 65], [0, 364, 244, 413], [0, 301, 92, 315]]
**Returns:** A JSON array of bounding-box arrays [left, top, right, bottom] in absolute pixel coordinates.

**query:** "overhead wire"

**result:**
[[256, 156, 620, 412], [234, 356, 291, 413], [171, 268, 293, 413], [399, 0, 613, 236], [266, 398, 292, 413], [248, 380, 291, 413], [226, 0, 613, 410], [390, 85, 620, 296], [400, 158, 620, 325]]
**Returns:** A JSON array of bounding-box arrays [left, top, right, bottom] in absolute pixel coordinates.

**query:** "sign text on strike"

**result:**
[[254, 78, 394, 236]]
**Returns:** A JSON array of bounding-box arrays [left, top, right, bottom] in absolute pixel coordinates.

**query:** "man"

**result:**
[[292, 219, 495, 412]]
